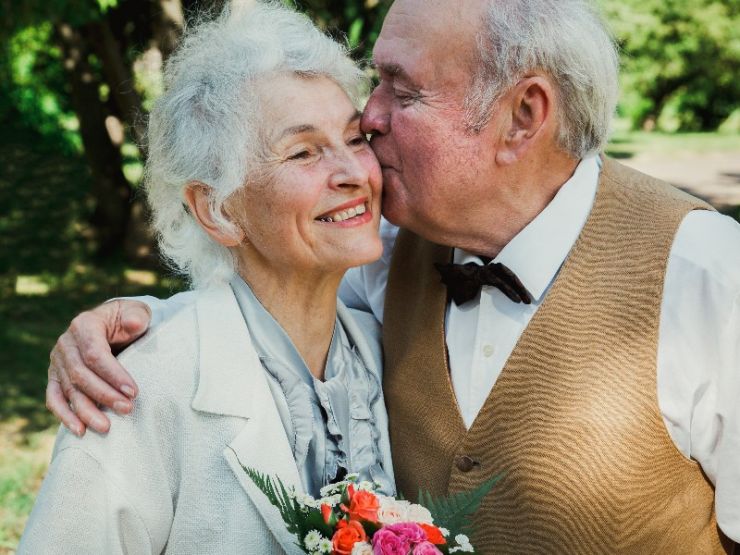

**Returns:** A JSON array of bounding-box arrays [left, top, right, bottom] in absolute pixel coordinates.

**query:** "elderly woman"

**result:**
[[19, 2, 394, 553]]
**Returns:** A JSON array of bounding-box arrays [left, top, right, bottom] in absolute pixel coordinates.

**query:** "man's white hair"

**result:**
[[144, 0, 364, 288], [466, 0, 619, 158]]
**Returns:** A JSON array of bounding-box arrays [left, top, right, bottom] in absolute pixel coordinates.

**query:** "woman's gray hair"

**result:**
[[466, 0, 619, 158], [145, 0, 365, 288]]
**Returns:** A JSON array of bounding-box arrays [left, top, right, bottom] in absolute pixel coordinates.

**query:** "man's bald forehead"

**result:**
[[378, 0, 486, 58], [387, 0, 487, 25]]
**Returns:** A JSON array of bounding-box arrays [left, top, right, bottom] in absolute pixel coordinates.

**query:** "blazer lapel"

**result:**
[[192, 286, 304, 555], [224, 429, 303, 555]]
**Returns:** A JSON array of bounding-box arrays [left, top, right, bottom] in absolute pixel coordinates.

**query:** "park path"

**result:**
[[619, 151, 740, 214]]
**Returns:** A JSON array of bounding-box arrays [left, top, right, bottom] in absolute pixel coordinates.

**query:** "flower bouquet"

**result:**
[[243, 469, 499, 555]]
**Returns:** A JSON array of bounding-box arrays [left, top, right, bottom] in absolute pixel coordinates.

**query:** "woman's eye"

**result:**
[[348, 135, 368, 147], [287, 150, 313, 161]]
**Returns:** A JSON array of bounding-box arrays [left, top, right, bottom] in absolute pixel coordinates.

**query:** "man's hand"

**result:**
[[47, 300, 152, 436]]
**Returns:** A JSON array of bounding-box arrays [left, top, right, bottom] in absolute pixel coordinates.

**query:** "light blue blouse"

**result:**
[[230, 277, 393, 498]]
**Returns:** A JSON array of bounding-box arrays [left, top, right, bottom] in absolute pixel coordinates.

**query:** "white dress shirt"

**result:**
[[141, 156, 740, 541]]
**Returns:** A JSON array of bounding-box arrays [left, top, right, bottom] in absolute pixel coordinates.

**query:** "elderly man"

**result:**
[[47, 0, 739, 552]]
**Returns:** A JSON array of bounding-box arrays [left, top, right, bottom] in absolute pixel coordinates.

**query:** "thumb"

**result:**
[[110, 301, 152, 345]]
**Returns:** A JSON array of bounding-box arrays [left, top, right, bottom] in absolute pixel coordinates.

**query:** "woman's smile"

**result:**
[[315, 198, 372, 225]]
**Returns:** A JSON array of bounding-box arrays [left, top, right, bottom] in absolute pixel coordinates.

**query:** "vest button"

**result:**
[[456, 456, 477, 473]]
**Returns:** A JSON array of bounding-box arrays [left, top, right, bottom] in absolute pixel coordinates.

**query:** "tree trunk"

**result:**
[[151, 0, 185, 61], [86, 17, 148, 154], [55, 23, 132, 257]]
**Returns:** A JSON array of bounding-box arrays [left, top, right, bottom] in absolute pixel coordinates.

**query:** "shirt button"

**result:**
[[482, 344, 495, 358], [456, 456, 478, 473]]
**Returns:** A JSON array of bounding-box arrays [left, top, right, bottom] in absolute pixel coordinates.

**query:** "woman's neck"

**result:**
[[237, 262, 342, 381]]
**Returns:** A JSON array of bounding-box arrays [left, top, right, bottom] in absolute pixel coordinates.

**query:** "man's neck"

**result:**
[[448, 154, 580, 258]]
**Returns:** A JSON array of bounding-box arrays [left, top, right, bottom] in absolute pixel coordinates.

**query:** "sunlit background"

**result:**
[[0, 1, 738, 551]]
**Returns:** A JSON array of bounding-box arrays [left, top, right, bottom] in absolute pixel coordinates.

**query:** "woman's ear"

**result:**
[[183, 183, 245, 247], [495, 76, 553, 166]]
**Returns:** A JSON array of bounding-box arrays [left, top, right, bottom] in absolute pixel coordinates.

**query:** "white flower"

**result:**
[[304, 530, 323, 551], [346, 473, 360, 481], [351, 541, 373, 555], [295, 493, 313, 507], [405, 503, 434, 524], [357, 480, 376, 492], [449, 534, 474, 553], [439, 527, 450, 537], [319, 483, 342, 497], [319, 493, 342, 507], [376, 496, 411, 524], [317, 537, 333, 553], [455, 534, 470, 545]]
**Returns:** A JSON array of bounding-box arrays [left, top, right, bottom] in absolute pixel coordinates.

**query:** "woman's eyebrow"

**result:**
[[277, 124, 316, 141], [278, 111, 362, 141]]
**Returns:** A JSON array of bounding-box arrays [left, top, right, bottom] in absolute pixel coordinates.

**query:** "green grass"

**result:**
[[606, 119, 740, 159], [0, 423, 55, 553]]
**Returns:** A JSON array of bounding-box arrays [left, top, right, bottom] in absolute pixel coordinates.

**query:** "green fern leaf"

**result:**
[[243, 467, 303, 536], [419, 474, 502, 536]]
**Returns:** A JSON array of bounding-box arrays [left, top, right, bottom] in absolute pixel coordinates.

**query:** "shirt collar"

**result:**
[[454, 154, 601, 302]]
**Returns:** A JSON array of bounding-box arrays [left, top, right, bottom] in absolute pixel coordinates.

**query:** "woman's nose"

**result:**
[[329, 149, 370, 189], [361, 89, 390, 136]]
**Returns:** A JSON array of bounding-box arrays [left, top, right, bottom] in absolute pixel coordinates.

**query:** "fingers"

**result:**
[[46, 378, 85, 437], [48, 341, 126, 435], [68, 386, 111, 434], [70, 302, 143, 399], [47, 306, 138, 422], [45, 299, 149, 433]]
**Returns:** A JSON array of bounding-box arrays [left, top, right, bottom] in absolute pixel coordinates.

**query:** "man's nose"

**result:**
[[361, 89, 390, 136]]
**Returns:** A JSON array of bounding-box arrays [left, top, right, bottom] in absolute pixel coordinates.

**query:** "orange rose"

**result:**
[[332, 520, 367, 555], [419, 523, 446, 545], [348, 490, 380, 523]]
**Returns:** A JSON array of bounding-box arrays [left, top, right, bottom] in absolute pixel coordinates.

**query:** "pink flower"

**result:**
[[412, 541, 444, 554], [372, 528, 410, 555], [386, 523, 427, 544], [372, 522, 430, 554]]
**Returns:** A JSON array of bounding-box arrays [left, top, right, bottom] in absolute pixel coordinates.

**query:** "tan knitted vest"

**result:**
[[383, 158, 734, 554]]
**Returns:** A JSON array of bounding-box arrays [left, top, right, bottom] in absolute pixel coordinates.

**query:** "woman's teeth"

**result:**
[[318, 203, 367, 223]]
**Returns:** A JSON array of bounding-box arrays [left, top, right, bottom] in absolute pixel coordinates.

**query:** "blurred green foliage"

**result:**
[[603, 0, 740, 131]]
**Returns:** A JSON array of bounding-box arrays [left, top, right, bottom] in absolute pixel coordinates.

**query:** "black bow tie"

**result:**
[[434, 262, 533, 306]]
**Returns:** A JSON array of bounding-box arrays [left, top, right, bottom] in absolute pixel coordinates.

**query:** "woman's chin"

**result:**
[[333, 240, 384, 271]]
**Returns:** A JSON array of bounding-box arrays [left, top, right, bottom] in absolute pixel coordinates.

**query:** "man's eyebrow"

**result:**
[[375, 62, 418, 86], [277, 112, 362, 141]]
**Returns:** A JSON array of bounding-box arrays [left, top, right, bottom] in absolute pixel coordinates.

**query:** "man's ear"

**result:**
[[495, 76, 553, 166], [183, 183, 245, 247]]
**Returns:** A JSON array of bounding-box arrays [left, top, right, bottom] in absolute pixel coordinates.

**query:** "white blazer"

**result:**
[[19, 285, 395, 554]]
